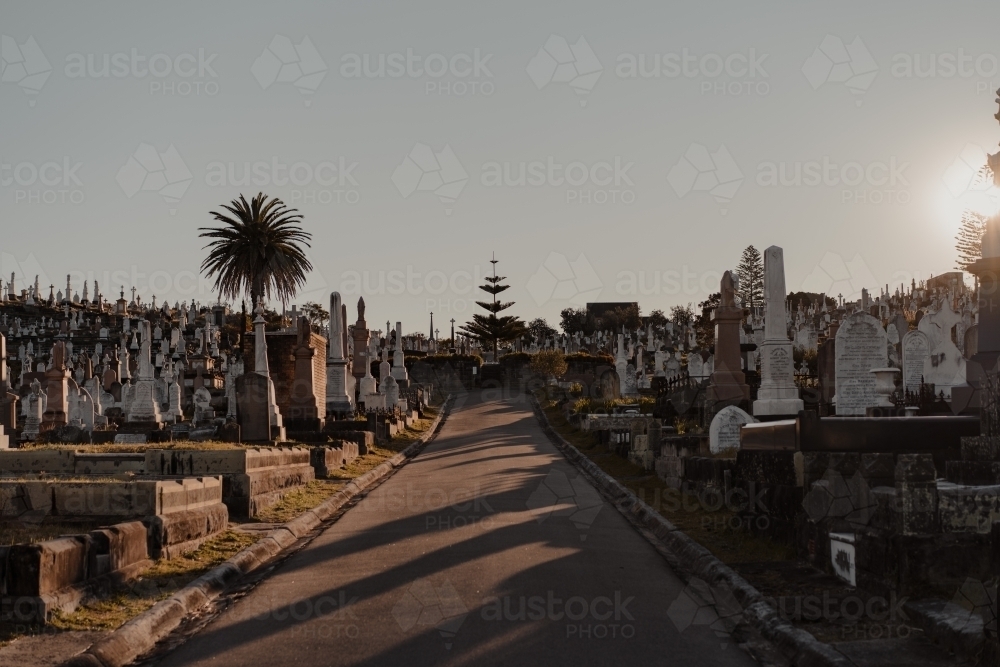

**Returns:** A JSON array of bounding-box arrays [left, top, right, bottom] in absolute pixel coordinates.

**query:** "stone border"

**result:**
[[59, 398, 453, 667], [531, 396, 854, 667]]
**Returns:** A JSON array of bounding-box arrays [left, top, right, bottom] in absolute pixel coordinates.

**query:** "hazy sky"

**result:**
[[3, 1, 1000, 336]]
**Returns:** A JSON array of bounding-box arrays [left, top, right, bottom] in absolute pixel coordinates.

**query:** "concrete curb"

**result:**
[[60, 398, 453, 667], [531, 396, 852, 667]]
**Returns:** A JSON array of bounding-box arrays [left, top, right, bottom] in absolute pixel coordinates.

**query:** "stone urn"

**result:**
[[870, 368, 900, 407]]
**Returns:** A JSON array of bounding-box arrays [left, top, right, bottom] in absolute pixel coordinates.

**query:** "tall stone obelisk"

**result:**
[[326, 292, 354, 417], [254, 302, 286, 441], [391, 321, 408, 384], [753, 246, 804, 417]]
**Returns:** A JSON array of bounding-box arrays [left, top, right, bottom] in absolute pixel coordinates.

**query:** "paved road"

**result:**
[[152, 391, 757, 667]]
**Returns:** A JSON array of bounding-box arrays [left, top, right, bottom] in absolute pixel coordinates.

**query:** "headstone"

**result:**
[[193, 386, 214, 425], [917, 299, 967, 398], [250, 302, 285, 440], [707, 271, 751, 404], [236, 372, 272, 442], [754, 246, 804, 416], [326, 292, 353, 417], [391, 321, 408, 383], [709, 405, 756, 454], [835, 312, 888, 415], [901, 330, 931, 394]]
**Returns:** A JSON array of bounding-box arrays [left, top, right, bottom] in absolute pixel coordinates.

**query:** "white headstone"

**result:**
[[710, 405, 756, 454], [835, 313, 888, 415], [901, 329, 930, 394]]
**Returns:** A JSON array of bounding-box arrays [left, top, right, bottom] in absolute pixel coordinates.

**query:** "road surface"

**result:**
[[151, 391, 756, 667]]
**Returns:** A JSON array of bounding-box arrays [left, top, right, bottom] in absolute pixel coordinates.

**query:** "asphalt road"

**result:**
[[151, 391, 757, 667]]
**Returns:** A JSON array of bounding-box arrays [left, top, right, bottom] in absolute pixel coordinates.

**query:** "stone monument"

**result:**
[[753, 246, 804, 417], [326, 291, 354, 417], [707, 271, 751, 405], [834, 312, 888, 416]]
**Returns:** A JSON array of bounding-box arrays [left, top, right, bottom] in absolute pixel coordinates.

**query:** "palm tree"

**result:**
[[199, 193, 313, 308]]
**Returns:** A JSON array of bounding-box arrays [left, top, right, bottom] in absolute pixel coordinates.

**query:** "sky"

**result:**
[[3, 0, 1000, 337]]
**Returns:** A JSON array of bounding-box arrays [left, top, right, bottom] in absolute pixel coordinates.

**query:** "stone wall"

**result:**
[[145, 447, 314, 516], [1, 520, 152, 624]]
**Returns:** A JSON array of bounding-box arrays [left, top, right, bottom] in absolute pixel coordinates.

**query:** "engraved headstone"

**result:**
[[835, 313, 888, 415], [901, 330, 930, 394], [709, 405, 756, 454]]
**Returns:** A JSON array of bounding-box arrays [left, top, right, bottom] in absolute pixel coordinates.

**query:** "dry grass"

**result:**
[[0, 521, 104, 546], [2, 406, 444, 647], [540, 398, 793, 565], [49, 529, 258, 633], [251, 480, 346, 524]]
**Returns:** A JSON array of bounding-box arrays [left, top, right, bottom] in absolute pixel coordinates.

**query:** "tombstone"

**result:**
[[352, 297, 371, 383], [23, 379, 45, 440], [383, 375, 400, 408], [126, 321, 163, 424], [709, 405, 756, 454], [687, 353, 705, 380], [379, 348, 391, 384], [624, 363, 638, 395], [391, 321, 408, 383], [193, 386, 214, 425], [236, 372, 271, 441], [42, 341, 71, 431], [326, 292, 353, 417], [614, 335, 631, 398], [707, 271, 751, 404], [289, 316, 323, 430], [753, 247, 804, 417], [917, 299, 967, 399], [250, 302, 285, 440], [834, 312, 888, 416], [965, 325, 979, 358], [664, 352, 681, 379], [901, 330, 931, 394]]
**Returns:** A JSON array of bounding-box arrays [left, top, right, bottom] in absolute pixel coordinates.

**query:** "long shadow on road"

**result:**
[[148, 391, 755, 667]]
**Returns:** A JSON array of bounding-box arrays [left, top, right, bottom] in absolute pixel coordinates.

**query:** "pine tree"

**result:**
[[736, 245, 764, 308], [955, 210, 988, 270], [459, 254, 526, 356]]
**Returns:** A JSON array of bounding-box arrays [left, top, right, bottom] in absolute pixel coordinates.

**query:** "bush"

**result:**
[[530, 350, 568, 382]]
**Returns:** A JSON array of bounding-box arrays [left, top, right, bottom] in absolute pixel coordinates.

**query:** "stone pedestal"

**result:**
[[754, 340, 803, 416]]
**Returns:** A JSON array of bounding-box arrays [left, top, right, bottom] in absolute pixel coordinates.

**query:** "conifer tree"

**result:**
[[737, 245, 764, 308], [459, 254, 526, 356]]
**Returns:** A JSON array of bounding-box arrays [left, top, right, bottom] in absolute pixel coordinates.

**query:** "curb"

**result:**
[[60, 398, 453, 667], [531, 396, 852, 667]]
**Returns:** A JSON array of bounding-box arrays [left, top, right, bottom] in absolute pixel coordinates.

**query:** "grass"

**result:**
[[0, 521, 104, 546], [251, 480, 346, 524], [48, 529, 259, 633], [537, 396, 912, 645], [3, 405, 444, 647], [539, 396, 793, 565]]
